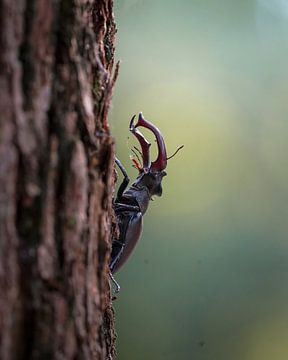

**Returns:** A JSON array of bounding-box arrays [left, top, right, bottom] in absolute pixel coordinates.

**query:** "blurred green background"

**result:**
[[110, 1, 288, 359]]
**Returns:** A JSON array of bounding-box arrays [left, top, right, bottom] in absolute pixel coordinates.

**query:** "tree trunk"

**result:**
[[0, 0, 118, 358]]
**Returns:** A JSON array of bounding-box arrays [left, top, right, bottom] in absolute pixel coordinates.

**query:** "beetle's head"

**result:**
[[130, 113, 168, 197], [137, 169, 167, 197]]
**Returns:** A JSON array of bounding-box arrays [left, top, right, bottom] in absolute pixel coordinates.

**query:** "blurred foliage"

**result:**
[[110, 1, 288, 359]]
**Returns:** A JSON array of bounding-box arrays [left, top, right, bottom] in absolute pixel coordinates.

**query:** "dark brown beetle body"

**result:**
[[109, 113, 168, 291]]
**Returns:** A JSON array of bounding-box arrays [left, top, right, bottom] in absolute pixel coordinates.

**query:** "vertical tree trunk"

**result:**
[[0, 0, 118, 358]]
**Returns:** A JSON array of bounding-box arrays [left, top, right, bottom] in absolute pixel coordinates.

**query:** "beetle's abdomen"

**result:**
[[110, 211, 143, 273]]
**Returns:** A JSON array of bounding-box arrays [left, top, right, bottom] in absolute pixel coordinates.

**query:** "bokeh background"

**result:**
[[110, 1, 288, 359]]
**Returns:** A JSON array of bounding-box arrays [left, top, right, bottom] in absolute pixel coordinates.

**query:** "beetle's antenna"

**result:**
[[167, 145, 184, 160]]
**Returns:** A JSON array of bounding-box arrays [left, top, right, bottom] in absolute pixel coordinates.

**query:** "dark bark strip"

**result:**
[[0, 0, 117, 359]]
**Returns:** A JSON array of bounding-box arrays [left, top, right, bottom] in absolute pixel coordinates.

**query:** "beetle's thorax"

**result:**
[[124, 185, 151, 214], [123, 171, 165, 214]]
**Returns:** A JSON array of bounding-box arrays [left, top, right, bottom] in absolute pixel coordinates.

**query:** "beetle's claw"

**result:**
[[109, 271, 121, 293]]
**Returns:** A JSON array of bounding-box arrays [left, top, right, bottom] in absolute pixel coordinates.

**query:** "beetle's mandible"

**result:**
[[110, 112, 182, 292]]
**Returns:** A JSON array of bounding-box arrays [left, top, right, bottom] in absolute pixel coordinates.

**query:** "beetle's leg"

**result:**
[[114, 203, 139, 212], [110, 239, 125, 271], [115, 158, 130, 200], [109, 272, 121, 293]]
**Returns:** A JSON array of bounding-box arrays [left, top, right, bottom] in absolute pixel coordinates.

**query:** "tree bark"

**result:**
[[0, 0, 118, 358]]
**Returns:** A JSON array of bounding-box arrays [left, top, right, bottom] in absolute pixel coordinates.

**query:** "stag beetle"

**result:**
[[109, 112, 183, 292]]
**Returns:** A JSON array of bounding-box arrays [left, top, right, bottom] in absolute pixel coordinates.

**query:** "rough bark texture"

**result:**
[[0, 0, 118, 358]]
